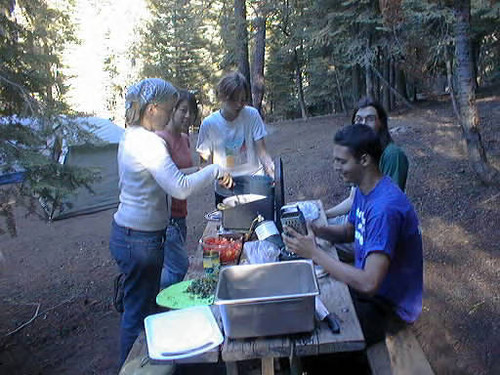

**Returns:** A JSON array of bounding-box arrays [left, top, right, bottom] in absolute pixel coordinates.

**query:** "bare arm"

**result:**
[[255, 138, 274, 178], [283, 225, 390, 295], [325, 186, 355, 218], [310, 221, 355, 244], [313, 249, 390, 295]]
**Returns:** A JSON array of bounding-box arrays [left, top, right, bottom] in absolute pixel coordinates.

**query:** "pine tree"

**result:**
[[452, 0, 499, 184], [0, 0, 98, 235], [137, 0, 223, 108]]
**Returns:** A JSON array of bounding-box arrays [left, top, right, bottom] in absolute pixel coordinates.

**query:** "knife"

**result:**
[[315, 296, 340, 334]]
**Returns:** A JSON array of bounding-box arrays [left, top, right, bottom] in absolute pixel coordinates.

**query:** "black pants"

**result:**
[[351, 290, 407, 346]]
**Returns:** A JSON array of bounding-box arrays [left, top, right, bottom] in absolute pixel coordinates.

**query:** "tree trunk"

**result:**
[[251, 14, 266, 115], [454, 0, 499, 184], [389, 58, 396, 109], [234, 0, 251, 98], [334, 67, 346, 114], [471, 37, 481, 88], [395, 64, 407, 102], [352, 64, 362, 103], [382, 51, 390, 111], [445, 43, 460, 120], [376, 50, 382, 102], [365, 64, 374, 99], [294, 49, 307, 119]]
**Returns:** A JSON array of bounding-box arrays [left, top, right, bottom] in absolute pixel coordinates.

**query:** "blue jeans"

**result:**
[[160, 217, 189, 289], [109, 220, 165, 366]]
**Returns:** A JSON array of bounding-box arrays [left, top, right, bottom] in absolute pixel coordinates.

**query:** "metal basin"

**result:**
[[214, 260, 319, 339]]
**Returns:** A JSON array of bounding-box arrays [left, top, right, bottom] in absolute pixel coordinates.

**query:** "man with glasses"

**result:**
[[352, 99, 409, 190], [325, 98, 409, 262]]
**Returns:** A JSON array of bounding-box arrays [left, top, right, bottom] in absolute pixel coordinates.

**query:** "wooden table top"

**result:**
[[120, 200, 365, 371]]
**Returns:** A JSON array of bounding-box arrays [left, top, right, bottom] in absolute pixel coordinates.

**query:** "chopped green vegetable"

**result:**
[[186, 276, 218, 299]]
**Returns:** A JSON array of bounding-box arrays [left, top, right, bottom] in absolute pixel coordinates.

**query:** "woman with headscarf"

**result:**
[[109, 78, 231, 365]]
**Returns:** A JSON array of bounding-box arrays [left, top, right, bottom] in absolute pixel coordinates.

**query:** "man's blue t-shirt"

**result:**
[[348, 176, 423, 323]]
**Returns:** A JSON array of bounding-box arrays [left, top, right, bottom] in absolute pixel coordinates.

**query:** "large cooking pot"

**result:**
[[215, 175, 274, 205], [221, 193, 274, 230], [217, 158, 284, 230]]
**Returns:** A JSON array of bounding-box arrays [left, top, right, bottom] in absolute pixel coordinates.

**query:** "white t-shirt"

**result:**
[[196, 106, 267, 177], [114, 126, 223, 231]]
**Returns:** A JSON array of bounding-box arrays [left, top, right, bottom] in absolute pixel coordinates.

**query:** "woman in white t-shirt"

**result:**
[[196, 71, 274, 179], [110, 78, 230, 366]]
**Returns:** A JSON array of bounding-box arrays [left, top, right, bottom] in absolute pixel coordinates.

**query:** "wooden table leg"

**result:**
[[289, 354, 303, 375], [262, 357, 274, 375], [225, 361, 238, 375]]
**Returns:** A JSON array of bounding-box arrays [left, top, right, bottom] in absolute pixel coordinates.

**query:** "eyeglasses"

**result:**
[[354, 114, 377, 124]]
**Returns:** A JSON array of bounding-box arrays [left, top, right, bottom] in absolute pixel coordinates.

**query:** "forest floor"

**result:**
[[0, 93, 499, 375]]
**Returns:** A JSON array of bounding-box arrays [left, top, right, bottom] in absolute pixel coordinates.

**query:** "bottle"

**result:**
[[253, 215, 300, 261]]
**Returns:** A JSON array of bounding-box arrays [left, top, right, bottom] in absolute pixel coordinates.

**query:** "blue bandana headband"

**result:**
[[125, 78, 177, 126]]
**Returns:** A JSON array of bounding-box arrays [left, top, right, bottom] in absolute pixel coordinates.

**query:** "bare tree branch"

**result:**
[[0, 74, 40, 115], [4, 297, 77, 337], [370, 65, 414, 108]]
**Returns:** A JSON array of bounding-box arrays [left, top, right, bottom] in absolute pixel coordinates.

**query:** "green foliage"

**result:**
[[472, 1, 500, 84], [0, 0, 99, 234], [265, 39, 298, 120], [137, 0, 225, 111], [218, 0, 238, 71]]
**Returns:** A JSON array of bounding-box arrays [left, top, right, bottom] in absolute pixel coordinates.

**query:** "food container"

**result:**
[[216, 157, 285, 231], [201, 235, 243, 265], [214, 260, 319, 339], [221, 193, 274, 231]]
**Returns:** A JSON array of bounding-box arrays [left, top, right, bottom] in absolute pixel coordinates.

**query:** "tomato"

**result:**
[[201, 236, 242, 264]]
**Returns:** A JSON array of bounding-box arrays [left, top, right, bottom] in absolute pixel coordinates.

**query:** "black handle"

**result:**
[[325, 313, 341, 334]]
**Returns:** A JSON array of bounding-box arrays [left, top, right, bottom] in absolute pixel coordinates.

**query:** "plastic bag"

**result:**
[[243, 240, 280, 264]]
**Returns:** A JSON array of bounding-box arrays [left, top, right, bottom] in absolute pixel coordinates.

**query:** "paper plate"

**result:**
[[156, 279, 214, 309], [145, 306, 223, 360]]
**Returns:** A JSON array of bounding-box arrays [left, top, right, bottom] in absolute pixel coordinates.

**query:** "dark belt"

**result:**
[[112, 219, 165, 236]]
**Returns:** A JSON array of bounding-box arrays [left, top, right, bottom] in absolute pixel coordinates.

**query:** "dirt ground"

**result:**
[[0, 94, 499, 375]]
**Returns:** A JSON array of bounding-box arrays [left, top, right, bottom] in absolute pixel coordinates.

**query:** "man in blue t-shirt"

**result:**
[[283, 124, 423, 345]]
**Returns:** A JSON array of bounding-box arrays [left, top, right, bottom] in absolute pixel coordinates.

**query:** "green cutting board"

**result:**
[[156, 279, 214, 309]]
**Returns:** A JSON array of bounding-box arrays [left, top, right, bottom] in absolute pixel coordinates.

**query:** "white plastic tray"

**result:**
[[144, 306, 223, 360]]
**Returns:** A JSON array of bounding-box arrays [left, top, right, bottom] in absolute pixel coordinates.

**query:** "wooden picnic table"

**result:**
[[120, 200, 365, 375]]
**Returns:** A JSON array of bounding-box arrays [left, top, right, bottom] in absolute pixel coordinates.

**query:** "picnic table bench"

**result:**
[[120, 200, 365, 375]]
